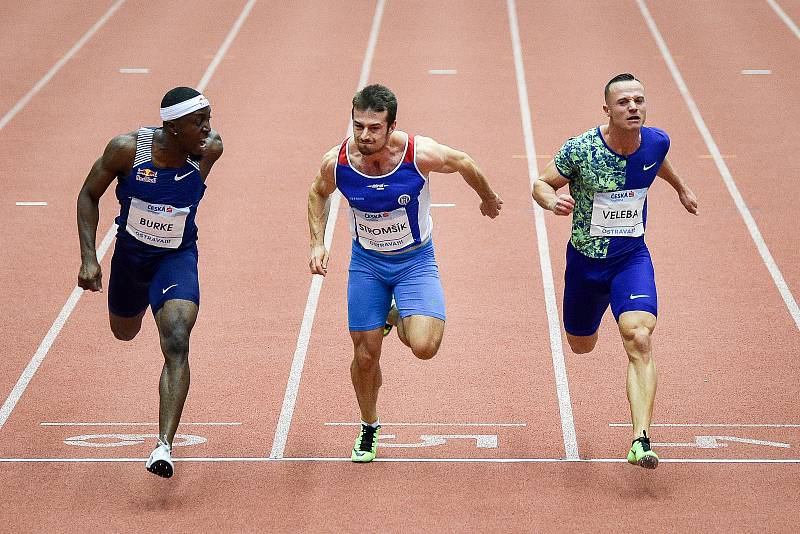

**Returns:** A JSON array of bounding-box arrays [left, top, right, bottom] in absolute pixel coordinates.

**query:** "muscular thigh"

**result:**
[[148, 245, 200, 317], [348, 245, 393, 332], [563, 244, 609, 337], [392, 243, 446, 322], [609, 244, 657, 322], [108, 240, 154, 318]]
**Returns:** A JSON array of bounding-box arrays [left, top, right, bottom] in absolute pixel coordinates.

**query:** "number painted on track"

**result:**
[[379, 434, 498, 449], [63, 433, 207, 448]]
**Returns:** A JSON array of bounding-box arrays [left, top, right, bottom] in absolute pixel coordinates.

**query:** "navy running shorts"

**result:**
[[562, 240, 657, 337], [108, 237, 200, 318]]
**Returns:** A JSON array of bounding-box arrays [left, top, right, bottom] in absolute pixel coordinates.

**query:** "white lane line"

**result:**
[[0, 0, 257, 432], [118, 68, 149, 74], [16, 202, 47, 206], [0, 456, 798, 464], [507, 0, 579, 460], [431, 203, 456, 208], [610, 423, 800, 428], [197, 0, 257, 92], [41, 422, 241, 426], [0, 226, 116, 431], [325, 422, 527, 427], [741, 69, 772, 75], [767, 0, 800, 40], [638, 0, 800, 331], [429, 69, 458, 75], [0, 0, 126, 133], [269, 0, 386, 460]]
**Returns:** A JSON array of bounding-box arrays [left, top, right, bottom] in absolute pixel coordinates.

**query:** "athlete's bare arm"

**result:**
[[199, 130, 224, 181], [657, 157, 698, 215], [308, 146, 339, 276], [533, 159, 575, 216], [76, 133, 136, 291], [414, 136, 502, 218]]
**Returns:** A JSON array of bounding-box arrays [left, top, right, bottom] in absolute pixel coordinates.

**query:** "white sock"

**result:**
[[361, 419, 380, 428]]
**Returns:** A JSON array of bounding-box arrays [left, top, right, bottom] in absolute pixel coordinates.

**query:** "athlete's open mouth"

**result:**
[[627, 116, 640, 121]]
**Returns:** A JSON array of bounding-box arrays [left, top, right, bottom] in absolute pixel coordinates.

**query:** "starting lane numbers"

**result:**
[[64, 433, 206, 448], [654, 436, 790, 449], [379, 434, 498, 449]]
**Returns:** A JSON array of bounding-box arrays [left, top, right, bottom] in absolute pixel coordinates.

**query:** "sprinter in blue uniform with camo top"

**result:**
[[77, 87, 223, 479], [534, 73, 698, 469]]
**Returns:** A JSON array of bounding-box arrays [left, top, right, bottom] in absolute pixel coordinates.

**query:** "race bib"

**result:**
[[353, 207, 414, 251], [590, 187, 647, 237], [126, 197, 189, 249]]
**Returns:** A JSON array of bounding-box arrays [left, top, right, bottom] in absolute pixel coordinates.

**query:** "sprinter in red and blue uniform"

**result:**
[[308, 84, 503, 463]]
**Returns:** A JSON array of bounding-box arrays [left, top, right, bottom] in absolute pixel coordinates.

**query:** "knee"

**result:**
[[568, 339, 595, 355], [621, 326, 652, 361], [111, 325, 139, 342], [567, 334, 597, 355], [159, 323, 190, 361], [411, 339, 440, 360], [353, 348, 380, 371]]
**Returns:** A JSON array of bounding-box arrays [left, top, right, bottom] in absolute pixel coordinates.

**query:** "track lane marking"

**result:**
[[766, 0, 800, 39], [610, 423, 800, 428], [41, 422, 241, 426], [0, 227, 116, 430], [0, 0, 257, 432], [0, 457, 799, 464], [325, 422, 528, 427], [638, 0, 800, 331], [506, 0, 579, 460], [0, 0, 126, 133], [269, 0, 387, 460]]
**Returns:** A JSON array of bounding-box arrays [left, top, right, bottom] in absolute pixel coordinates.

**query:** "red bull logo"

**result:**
[[136, 168, 158, 183]]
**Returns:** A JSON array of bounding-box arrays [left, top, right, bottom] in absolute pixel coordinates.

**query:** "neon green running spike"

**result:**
[[351, 424, 380, 463], [627, 432, 659, 469]]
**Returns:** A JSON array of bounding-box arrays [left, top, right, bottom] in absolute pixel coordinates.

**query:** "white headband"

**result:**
[[160, 94, 210, 121]]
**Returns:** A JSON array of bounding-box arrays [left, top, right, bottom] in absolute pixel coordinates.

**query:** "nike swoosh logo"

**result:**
[[643, 162, 656, 171], [629, 294, 650, 300], [174, 171, 193, 181], [162, 284, 178, 294]]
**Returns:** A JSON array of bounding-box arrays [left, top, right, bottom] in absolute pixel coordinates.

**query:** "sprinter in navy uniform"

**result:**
[[77, 87, 223, 478], [308, 84, 503, 462], [533, 74, 698, 469]]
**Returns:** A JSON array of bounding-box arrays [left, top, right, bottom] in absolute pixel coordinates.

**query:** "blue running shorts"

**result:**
[[347, 239, 446, 331], [563, 241, 657, 337], [108, 237, 200, 318]]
